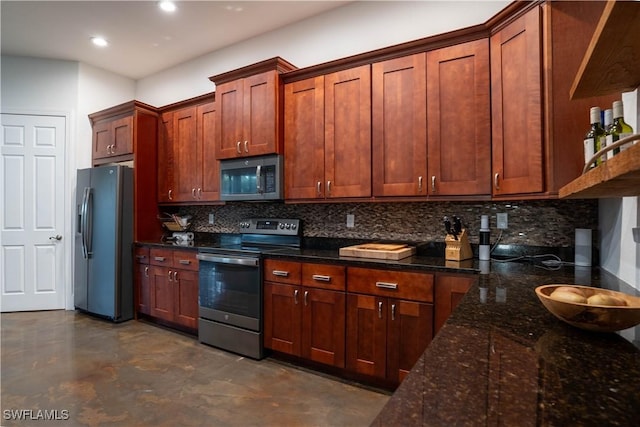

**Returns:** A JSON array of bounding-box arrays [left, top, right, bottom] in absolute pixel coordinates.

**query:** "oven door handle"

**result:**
[[196, 253, 260, 267]]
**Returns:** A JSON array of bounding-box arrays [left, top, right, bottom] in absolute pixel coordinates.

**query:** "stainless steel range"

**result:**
[[196, 218, 301, 359]]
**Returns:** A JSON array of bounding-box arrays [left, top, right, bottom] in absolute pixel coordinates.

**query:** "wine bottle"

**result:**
[[583, 107, 605, 168], [603, 109, 614, 161], [612, 100, 634, 154]]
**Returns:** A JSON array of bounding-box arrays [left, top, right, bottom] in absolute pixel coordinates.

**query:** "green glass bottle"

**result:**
[[603, 109, 614, 161], [583, 107, 606, 168], [611, 100, 634, 155]]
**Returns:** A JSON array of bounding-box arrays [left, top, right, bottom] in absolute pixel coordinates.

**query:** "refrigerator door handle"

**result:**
[[80, 187, 90, 259], [84, 187, 94, 258]]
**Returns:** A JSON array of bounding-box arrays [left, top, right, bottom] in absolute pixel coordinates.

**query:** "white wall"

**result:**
[[599, 89, 640, 289], [136, 1, 510, 106]]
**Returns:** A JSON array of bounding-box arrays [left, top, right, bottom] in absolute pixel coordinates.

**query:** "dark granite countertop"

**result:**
[[372, 262, 640, 426], [138, 234, 640, 425]]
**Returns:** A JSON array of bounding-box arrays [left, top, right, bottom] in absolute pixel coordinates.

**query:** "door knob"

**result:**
[[49, 235, 62, 241]]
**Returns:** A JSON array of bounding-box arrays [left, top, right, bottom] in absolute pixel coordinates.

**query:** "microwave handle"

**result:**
[[256, 165, 262, 193]]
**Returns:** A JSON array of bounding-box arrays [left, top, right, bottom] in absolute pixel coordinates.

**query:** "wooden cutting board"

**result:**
[[339, 243, 416, 260]]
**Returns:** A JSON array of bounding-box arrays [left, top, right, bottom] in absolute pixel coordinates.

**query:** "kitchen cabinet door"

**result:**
[[372, 54, 427, 197], [386, 299, 433, 384], [173, 269, 199, 330], [92, 116, 134, 161], [149, 266, 174, 322], [346, 293, 387, 379], [324, 65, 372, 198], [284, 76, 326, 199], [427, 39, 491, 196], [434, 274, 475, 335], [264, 282, 302, 356], [135, 263, 151, 316], [198, 101, 220, 201], [216, 70, 281, 159], [172, 106, 199, 201], [157, 111, 175, 202], [491, 6, 544, 196], [301, 288, 345, 368]]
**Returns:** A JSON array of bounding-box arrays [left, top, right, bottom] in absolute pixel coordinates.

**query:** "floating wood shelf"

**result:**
[[559, 142, 640, 199], [570, 1, 640, 100]]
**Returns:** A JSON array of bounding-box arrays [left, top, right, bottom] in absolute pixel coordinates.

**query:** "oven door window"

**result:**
[[199, 261, 260, 319]]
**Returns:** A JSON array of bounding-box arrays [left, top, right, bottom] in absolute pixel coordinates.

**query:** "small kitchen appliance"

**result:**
[[196, 218, 301, 359]]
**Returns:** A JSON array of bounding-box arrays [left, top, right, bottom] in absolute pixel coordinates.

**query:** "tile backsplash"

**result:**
[[174, 199, 598, 248]]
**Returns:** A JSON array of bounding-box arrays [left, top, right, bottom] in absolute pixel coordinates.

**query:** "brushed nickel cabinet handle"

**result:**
[[178, 259, 191, 265], [304, 290, 308, 306], [272, 270, 289, 277], [431, 176, 436, 193], [197, 188, 202, 198], [418, 176, 423, 193], [494, 173, 500, 190], [111, 144, 116, 154], [327, 181, 331, 194], [316, 181, 322, 196], [294, 289, 299, 304], [168, 189, 173, 200], [168, 270, 173, 281], [192, 188, 197, 198], [144, 266, 149, 278], [136, 255, 146, 260], [391, 303, 396, 321], [378, 301, 383, 319], [376, 281, 398, 290], [312, 274, 331, 282], [154, 256, 166, 262], [244, 140, 249, 153], [173, 271, 178, 281], [236, 141, 241, 154]]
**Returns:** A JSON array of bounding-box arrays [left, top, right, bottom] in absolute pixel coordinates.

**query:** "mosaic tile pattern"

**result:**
[[174, 200, 598, 248]]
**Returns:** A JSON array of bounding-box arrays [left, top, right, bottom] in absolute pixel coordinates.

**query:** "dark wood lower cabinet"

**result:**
[[264, 282, 346, 368], [346, 294, 433, 385], [434, 274, 475, 335]]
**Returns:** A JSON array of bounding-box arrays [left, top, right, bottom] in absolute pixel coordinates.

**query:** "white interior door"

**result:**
[[1, 113, 66, 311]]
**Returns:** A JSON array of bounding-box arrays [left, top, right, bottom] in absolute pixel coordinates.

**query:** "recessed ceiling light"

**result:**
[[159, 1, 177, 13], [91, 37, 108, 47]]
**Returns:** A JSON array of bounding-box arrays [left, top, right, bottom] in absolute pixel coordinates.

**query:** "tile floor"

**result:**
[[1, 311, 389, 427]]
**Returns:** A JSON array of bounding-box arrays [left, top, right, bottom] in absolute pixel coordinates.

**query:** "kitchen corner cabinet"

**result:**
[[145, 247, 199, 330], [372, 39, 490, 198], [158, 96, 219, 203], [490, 2, 618, 198], [211, 57, 296, 159], [434, 273, 475, 335], [264, 260, 346, 368], [284, 65, 372, 200], [346, 267, 434, 385]]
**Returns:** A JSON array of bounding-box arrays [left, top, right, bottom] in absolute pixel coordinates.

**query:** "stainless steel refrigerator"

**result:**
[[74, 165, 134, 322]]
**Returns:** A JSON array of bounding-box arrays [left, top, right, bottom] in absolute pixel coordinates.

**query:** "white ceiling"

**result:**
[[1, 1, 352, 80]]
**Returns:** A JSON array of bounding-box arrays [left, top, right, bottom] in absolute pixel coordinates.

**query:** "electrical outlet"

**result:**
[[208, 213, 215, 225], [496, 213, 508, 229], [346, 214, 355, 228]]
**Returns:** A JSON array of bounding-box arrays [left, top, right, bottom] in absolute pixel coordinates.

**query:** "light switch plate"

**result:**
[[346, 214, 355, 228], [209, 213, 215, 225]]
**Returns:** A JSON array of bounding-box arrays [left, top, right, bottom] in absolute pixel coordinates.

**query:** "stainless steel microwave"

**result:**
[[219, 154, 283, 201]]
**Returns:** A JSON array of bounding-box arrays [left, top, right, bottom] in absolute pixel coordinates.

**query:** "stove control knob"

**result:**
[[279, 223, 285, 229], [286, 223, 291, 229], [291, 224, 297, 230]]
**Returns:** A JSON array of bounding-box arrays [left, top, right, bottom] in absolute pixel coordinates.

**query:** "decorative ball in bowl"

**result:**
[[535, 284, 640, 332]]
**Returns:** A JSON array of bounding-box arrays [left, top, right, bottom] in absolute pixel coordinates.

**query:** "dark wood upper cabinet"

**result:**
[[372, 54, 427, 197], [427, 39, 491, 196]]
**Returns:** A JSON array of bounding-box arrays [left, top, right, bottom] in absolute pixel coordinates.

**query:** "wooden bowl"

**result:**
[[535, 284, 640, 332]]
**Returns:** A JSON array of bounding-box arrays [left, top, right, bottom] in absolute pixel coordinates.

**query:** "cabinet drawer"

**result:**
[[347, 267, 434, 303], [302, 263, 346, 291], [264, 259, 301, 284], [172, 250, 198, 271], [149, 248, 174, 266], [134, 246, 150, 264]]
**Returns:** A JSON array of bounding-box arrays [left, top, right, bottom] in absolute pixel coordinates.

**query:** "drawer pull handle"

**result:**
[[144, 266, 149, 278], [378, 301, 383, 319], [154, 256, 166, 262], [375, 281, 398, 290], [304, 290, 308, 306], [178, 259, 191, 265], [272, 270, 289, 277], [312, 274, 331, 282], [391, 303, 396, 321], [136, 255, 146, 260], [294, 289, 299, 304]]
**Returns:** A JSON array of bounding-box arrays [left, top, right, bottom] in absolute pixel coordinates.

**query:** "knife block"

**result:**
[[445, 229, 473, 261]]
